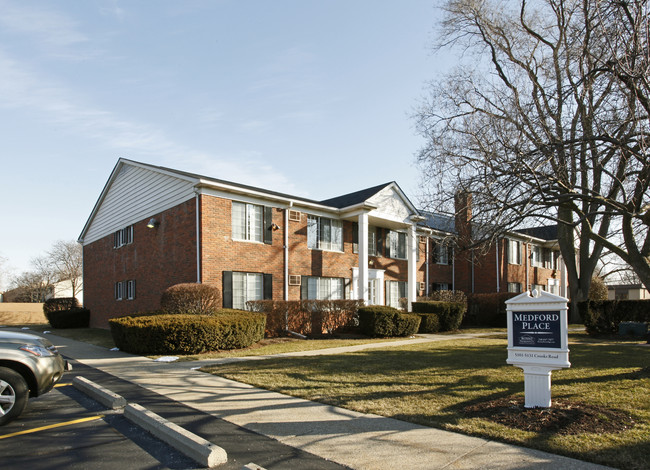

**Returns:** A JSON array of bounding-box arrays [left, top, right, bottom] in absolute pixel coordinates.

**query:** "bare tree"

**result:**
[[415, 0, 649, 315], [0, 253, 8, 291], [47, 240, 83, 298], [9, 270, 53, 302]]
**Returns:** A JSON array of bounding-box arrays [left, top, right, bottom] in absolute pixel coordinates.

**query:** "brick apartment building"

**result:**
[[79, 159, 566, 328]]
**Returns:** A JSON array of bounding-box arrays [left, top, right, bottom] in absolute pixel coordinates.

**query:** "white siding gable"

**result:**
[[367, 186, 414, 224], [82, 163, 196, 244]]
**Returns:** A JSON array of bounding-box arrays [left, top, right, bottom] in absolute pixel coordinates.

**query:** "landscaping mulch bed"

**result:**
[[465, 396, 637, 435]]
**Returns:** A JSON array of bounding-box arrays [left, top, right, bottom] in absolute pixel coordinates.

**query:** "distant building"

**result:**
[[607, 284, 650, 300]]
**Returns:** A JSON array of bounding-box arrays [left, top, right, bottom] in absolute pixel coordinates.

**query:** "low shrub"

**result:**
[[43, 297, 79, 315], [417, 313, 440, 333], [579, 299, 650, 335], [109, 309, 266, 355], [419, 290, 468, 304], [358, 306, 421, 337], [46, 307, 90, 329], [412, 301, 467, 332], [160, 283, 220, 315]]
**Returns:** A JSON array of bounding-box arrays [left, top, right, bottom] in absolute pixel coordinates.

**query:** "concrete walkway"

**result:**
[[44, 331, 609, 470]]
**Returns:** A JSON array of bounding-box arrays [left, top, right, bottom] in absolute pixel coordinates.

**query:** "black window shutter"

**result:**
[[352, 222, 359, 253], [222, 271, 233, 308], [264, 207, 273, 245], [263, 273, 273, 299], [301, 276, 309, 299]]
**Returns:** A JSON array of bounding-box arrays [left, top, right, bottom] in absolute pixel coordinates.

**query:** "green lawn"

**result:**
[[204, 335, 650, 470]]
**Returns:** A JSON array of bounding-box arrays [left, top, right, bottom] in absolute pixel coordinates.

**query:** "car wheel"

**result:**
[[0, 367, 29, 426]]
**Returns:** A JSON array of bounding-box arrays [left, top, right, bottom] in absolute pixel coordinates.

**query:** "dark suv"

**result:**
[[0, 330, 69, 425]]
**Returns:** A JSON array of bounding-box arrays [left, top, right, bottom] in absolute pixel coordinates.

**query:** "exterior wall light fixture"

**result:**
[[147, 218, 159, 229]]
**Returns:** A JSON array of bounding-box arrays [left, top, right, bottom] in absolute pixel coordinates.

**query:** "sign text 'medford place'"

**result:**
[[512, 310, 561, 348]]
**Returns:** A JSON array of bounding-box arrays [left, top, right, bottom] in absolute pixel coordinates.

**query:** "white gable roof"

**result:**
[[79, 159, 197, 245]]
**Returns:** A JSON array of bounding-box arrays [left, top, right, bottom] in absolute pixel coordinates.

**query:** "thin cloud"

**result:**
[[0, 0, 88, 49]]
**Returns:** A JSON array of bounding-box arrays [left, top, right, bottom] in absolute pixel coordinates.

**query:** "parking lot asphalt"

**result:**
[[0, 357, 350, 470], [0, 375, 198, 470]]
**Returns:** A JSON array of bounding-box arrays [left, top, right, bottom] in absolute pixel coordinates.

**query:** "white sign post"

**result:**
[[506, 290, 570, 408]]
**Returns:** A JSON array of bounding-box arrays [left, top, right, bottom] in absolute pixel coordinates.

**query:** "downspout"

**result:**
[[195, 192, 201, 283], [452, 246, 455, 291], [425, 236, 430, 296], [495, 239, 500, 292], [284, 202, 291, 301], [283, 201, 306, 339]]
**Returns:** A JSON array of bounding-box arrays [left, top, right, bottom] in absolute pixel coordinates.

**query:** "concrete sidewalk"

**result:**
[[44, 332, 609, 470]]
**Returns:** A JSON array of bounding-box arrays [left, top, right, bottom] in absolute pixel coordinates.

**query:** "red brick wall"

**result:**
[[83, 199, 198, 328], [452, 238, 560, 295], [199, 195, 427, 301]]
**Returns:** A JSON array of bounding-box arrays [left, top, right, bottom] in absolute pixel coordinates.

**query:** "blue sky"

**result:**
[[0, 0, 448, 287]]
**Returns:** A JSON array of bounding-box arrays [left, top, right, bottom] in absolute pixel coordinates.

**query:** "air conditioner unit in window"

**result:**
[[288, 210, 301, 222], [289, 275, 301, 286], [418, 282, 426, 291]]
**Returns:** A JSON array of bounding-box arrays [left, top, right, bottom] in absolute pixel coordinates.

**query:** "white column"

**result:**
[[358, 213, 369, 304], [407, 224, 417, 311]]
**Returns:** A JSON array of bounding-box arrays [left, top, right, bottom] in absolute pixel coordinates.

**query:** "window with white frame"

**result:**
[[306, 277, 344, 300], [386, 280, 407, 308], [388, 231, 407, 259], [433, 282, 450, 291], [307, 215, 343, 251], [232, 201, 263, 242], [113, 225, 133, 248], [126, 280, 136, 300], [508, 282, 522, 293], [531, 245, 543, 267], [115, 280, 135, 301], [507, 239, 522, 265], [353, 225, 377, 256], [433, 242, 449, 265], [547, 278, 560, 295], [232, 272, 264, 309], [114, 281, 123, 300]]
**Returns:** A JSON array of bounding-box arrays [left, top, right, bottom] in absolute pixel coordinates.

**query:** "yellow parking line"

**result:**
[[54, 383, 70, 388], [0, 415, 105, 440]]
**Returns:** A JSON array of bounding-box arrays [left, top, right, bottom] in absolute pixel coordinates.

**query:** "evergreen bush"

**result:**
[[579, 299, 650, 335], [412, 301, 466, 332], [46, 307, 90, 329], [109, 309, 266, 355], [357, 306, 420, 337], [43, 297, 79, 315], [160, 283, 220, 315]]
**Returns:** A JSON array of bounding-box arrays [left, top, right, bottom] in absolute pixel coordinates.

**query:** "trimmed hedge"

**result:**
[[109, 309, 266, 355], [412, 301, 466, 332], [46, 307, 90, 329], [160, 283, 220, 315], [358, 306, 421, 337], [247, 299, 363, 337], [43, 297, 79, 315], [579, 299, 650, 335]]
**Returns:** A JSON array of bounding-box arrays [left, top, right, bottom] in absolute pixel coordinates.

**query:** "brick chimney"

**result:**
[[454, 191, 472, 247]]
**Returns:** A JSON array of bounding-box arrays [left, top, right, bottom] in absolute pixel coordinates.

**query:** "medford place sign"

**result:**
[[506, 290, 570, 408]]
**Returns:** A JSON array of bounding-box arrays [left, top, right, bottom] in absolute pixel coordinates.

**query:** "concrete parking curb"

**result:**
[[73, 376, 126, 409], [124, 402, 228, 468]]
